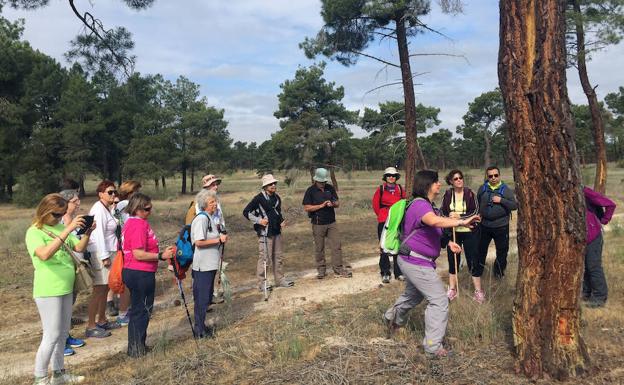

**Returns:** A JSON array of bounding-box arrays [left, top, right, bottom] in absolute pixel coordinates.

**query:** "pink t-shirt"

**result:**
[[122, 217, 159, 272]]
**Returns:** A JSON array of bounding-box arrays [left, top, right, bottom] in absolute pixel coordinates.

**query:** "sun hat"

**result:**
[[202, 174, 222, 188], [313, 168, 329, 183], [383, 167, 400, 181], [261, 174, 279, 188]]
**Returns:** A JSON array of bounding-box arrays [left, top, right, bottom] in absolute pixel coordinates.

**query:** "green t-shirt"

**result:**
[[25, 223, 79, 298]]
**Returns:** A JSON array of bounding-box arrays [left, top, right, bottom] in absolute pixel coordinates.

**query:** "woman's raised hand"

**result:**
[[68, 215, 86, 232]]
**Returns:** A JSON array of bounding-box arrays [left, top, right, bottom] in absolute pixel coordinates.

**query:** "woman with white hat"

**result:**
[[372, 167, 406, 283], [243, 174, 294, 292]]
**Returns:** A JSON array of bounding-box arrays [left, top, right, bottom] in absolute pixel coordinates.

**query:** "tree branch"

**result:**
[[349, 49, 400, 68], [409, 52, 470, 64], [68, 0, 134, 76]]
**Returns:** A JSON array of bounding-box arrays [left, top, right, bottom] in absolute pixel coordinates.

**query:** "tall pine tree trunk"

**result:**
[[499, 0, 589, 379], [572, 0, 607, 194], [161, 176, 166, 189], [484, 130, 492, 168], [396, 16, 426, 195]]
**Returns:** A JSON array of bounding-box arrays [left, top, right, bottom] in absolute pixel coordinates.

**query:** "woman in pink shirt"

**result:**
[[121, 193, 174, 357]]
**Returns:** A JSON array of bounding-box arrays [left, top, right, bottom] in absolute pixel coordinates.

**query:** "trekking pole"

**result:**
[[452, 226, 459, 296], [215, 243, 225, 294], [262, 234, 270, 301], [170, 259, 196, 340]]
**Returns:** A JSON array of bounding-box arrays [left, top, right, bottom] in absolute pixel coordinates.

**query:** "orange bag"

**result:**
[[108, 250, 125, 294]]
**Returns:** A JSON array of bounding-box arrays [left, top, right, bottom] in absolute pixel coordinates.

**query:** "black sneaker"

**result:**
[[382, 275, 391, 284]]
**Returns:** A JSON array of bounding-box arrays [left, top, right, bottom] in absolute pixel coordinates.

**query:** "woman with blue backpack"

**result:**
[[121, 193, 175, 357], [382, 170, 480, 358], [190, 189, 228, 338]]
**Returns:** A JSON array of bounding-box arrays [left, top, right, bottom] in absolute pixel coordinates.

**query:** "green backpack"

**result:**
[[380, 198, 424, 255]]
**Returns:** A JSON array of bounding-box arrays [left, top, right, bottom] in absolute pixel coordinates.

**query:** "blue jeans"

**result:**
[[583, 234, 607, 303], [122, 268, 155, 357], [192, 269, 217, 337]]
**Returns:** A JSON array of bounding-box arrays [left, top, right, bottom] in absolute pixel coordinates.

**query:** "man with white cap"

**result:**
[[243, 174, 294, 291], [302, 168, 352, 279], [372, 167, 406, 283]]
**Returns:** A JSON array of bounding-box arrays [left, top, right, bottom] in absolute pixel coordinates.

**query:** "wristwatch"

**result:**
[[157, 252, 164, 261]]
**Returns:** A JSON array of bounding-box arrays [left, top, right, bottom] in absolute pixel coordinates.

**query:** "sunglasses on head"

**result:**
[[105, 190, 118, 196], [453, 176, 463, 181], [487, 174, 499, 179]]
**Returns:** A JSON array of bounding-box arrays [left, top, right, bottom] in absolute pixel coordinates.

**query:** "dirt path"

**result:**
[[7, 214, 621, 382]]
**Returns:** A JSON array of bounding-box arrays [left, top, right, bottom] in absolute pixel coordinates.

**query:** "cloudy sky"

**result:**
[[4, 1, 624, 143]]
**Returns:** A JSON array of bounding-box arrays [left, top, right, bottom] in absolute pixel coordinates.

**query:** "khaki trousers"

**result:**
[[257, 234, 284, 287], [312, 222, 349, 274]]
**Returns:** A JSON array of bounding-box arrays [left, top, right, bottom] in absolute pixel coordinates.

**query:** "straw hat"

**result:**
[[202, 174, 222, 188], [261, 174, 279, 188]]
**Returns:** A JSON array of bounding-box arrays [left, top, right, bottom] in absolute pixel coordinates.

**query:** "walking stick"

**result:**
[[216, 243, 225, 293], [170, 259, 196, 339], [452, 226, 459, 296], [262, 234, 270, 301]]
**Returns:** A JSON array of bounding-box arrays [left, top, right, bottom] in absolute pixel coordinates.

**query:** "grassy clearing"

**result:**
[[1, 166, 623, 384]]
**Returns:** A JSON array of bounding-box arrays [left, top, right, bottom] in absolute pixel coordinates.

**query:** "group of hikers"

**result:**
[[25, 166, 616, 383]]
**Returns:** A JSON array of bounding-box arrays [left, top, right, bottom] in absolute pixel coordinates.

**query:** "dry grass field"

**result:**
[[0, 166, 622, 385]]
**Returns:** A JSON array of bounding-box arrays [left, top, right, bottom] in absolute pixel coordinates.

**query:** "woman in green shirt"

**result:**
[[25, 193, 94, 385]]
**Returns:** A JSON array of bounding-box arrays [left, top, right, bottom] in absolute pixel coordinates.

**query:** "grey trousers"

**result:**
[[384, 258, 448, 353], [312, 222, 349, 274], [257, 234, 284, 287], [34, 293, 73, 377]]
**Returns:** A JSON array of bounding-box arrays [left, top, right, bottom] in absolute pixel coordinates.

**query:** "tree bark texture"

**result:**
[[572, 0, 607, 194], [498, 0, 589, 380], [395, 17, 426, 195]]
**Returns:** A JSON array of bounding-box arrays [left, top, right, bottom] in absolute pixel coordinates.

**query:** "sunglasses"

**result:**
[[487, 174, 499, 179], [385, 174, 399, 178], [105, 190, 118, 196], [453, 176, 463, 181], [142, 206, 152, 212], [267, 182, 277, 187], [51, 212, 65, 219]]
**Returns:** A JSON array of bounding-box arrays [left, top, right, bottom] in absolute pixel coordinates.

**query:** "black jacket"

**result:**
[[242, 191, 283, 237]]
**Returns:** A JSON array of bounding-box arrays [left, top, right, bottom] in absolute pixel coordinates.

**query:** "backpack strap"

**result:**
[[378, 185, 384, 208], [194, 211, 212, 233]]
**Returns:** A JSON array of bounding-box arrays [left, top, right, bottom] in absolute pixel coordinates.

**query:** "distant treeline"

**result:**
[[2, 16, 624, 206]]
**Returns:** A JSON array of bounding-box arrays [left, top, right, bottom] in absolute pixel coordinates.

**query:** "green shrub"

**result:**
[[12, 170, 60, 207]]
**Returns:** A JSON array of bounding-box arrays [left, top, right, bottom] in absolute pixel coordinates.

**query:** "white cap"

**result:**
[[261, 174, 278, 188]]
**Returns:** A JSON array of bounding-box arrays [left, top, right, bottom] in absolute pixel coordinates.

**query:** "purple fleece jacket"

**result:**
[[583, 186, 616, 244]]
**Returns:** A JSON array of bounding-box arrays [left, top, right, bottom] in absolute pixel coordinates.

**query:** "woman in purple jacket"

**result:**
[[383, 170, 480, 358], [582, 186, 616, 308], [440, 169, 483, 303]]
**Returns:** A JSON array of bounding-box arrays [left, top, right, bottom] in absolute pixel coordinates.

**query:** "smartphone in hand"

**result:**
[[76, 215, 94, 235]]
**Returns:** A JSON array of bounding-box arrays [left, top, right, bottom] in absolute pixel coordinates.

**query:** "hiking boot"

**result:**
[[447, 288, 458, 301], [66, 335, 85, 348], [51, 370, 85, 384], [258, 284, 273, 292], [382, 275, 391, 284], [316, 270, 326, 279], [425, 347, 454, 359], [33, 376, 50, 385], [116, 314, 129, 326], [96, 320, 122, 330], [396, 275, 405, 281], [334, 269, 352, 278], [106, 301, 118, 317], [63, 345, 75, 357], [382, 314, 400, 338], [473, 290, 486, 304], [276, 279, 295, 288], [586, 300, 606, 308], [85, 327, 111, 338]]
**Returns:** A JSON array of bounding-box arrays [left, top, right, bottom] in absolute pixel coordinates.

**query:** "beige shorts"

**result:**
[[90, 251, 116, 286]]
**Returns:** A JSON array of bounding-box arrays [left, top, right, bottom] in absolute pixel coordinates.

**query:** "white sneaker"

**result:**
[[51, 372, 85, 385], [33, 376, 50, 385]]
